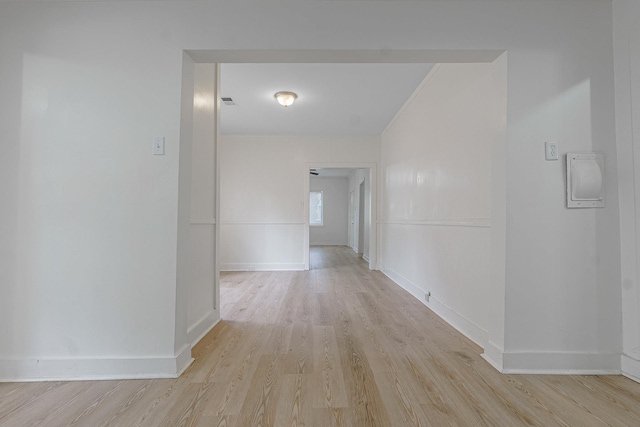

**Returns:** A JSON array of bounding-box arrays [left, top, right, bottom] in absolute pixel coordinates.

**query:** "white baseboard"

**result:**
[[381, 267, 488, 348], [500, 351, 620, 375], [622, 354, 640, 382], [426, 294, 488, 349], [482, 341, 505, 372], [380, 267, 622, 375], [475, 334, 619, 377], [0, 346, 194, 382], [188, 310, 220, 347], [220, 263, 305, 271], [380, 265, 423, 300], [309, 242, 348, 246], [175, 344, 195, 377]]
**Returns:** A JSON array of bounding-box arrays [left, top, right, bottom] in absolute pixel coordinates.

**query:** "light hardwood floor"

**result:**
[[2, 245, 640, 426]]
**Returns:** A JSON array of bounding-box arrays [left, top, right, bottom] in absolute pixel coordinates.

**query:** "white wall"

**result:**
[[0, 0, 624, 379], [0, 3, 188, 380], [613, 0, 640, 381], [219, 136, 380, 271], [380, 63, 500, 350], [500, 6, 620, 374], [310, 177, 349, 246]]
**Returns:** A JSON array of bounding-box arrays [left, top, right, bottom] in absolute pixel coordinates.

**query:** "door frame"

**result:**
[[303, 162, 377, 270], [348, 190, 355, 250], [357, 180, 366, 255]]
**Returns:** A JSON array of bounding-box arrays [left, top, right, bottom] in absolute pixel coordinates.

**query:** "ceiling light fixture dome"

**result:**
[[274, 91, 297, 107]]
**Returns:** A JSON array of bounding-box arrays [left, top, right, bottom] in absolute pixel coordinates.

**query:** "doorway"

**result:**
[[307, 167, 372, 269], [179, 50, 506, 370], [303, 163, 377, 271]]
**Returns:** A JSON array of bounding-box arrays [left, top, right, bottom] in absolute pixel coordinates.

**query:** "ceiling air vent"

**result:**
[[221, 97, 236, 106]]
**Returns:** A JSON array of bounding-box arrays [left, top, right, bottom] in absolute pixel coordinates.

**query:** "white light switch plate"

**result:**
[[545, 141, 558, 160], [153, 137, 165, 155]]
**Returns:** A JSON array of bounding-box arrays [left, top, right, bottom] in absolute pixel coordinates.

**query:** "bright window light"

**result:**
[[310, 191, 323, 226]]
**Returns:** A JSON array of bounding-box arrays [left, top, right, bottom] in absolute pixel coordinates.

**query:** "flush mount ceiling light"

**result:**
[[274, 91, 297, 107]]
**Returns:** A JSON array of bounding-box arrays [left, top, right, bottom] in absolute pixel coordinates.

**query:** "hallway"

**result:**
[[2, 246, 640, 426]]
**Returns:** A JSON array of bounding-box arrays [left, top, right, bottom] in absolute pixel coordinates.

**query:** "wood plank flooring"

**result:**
[[2, 245, 640, 426]]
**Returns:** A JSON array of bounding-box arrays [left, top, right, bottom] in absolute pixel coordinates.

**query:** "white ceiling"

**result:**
[[220, 63, 434, 137]]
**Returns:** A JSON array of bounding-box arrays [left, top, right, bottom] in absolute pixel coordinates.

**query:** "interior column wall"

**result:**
[[186, 63, 219, 347], [614, 0, 640, 381]]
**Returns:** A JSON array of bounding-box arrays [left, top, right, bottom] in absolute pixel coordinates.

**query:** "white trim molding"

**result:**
[[380, 218, 491, 228], [190, 218, 216, 225], [622, 354, 640, 382], [0, 346, 194, 382], [381, 266, 488, 349], [188, 311, 220, 347], [500, 351, 620, 375], [220, 263, 305, 272], [482, 341, 505, 372], [175, 345, 195, 377], [220, 222, 306, 226], [309, 241, 349, 246]]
